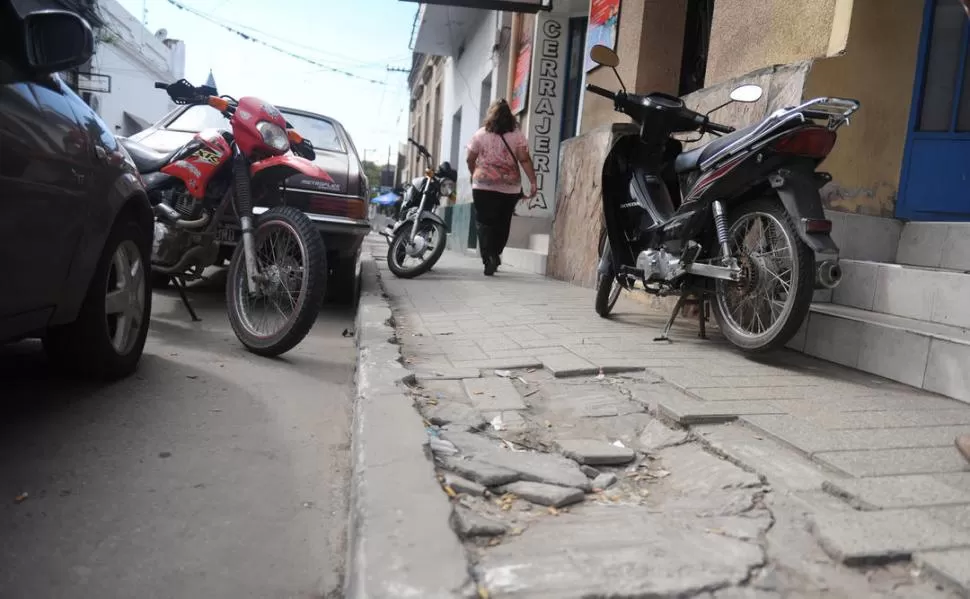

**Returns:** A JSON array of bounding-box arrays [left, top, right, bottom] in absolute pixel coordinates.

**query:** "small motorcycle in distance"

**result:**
[[118, 79, 330, 356], [381, 138, 456, 278], [587, 45, 858, 352]]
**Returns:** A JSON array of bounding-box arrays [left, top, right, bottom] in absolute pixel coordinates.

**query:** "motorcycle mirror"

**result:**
[[729, 84, 764, 103], [589, 44, 619, 68]]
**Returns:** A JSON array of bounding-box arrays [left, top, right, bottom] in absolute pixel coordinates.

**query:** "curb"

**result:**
[[344, 245, 474, 599]]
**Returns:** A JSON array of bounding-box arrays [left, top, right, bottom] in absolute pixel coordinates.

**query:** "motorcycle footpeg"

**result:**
[[618, 265, 645, 279]]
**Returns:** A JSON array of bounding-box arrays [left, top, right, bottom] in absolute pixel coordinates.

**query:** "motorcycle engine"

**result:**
[[161, 187, 203, 219], [152, 222, 190, 266]]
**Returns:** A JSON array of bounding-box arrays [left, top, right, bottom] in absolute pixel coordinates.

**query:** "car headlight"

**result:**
[[256, 121, 289, 153], [439, 179, 455, 197]]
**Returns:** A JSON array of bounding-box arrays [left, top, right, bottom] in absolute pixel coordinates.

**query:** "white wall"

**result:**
[[89, 0, 184, 136], [438, 11, 511, 205]]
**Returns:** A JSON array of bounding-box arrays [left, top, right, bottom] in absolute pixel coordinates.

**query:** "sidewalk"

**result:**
[[366, 237, 970, 598]]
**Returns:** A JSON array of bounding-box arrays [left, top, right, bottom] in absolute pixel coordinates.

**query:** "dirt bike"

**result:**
[[119, 79, 330, 356], [587, 45, 858, 352]]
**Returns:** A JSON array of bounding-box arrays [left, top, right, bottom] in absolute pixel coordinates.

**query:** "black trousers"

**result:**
[[473, 190, 519, 263]]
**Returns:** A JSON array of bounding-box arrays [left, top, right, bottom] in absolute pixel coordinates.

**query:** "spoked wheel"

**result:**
[[711, 198, 814, 352], [226, 206, 327, 357], [595, 232, 622, 317], [387, 220, 446, 279]]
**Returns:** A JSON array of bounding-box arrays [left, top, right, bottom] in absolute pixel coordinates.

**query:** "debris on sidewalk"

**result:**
[[13, 492, 28, 504], [499, 481, 584, 508], [557, 439, 636, 465], [452, 507, 508, 538]]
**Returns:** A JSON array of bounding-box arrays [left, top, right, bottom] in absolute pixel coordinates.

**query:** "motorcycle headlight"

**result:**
[[439, 179, 455, 197], [256, 121, 289, 153]]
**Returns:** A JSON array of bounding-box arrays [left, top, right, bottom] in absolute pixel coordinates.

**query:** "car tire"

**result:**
[[327, 250, 361, 306], [44, 217, 152, 380]]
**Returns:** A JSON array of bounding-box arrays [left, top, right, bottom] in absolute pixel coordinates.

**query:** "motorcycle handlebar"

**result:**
[[154, 81, 168, 89], [585, 84, 616, 101], [706, 120, 736, 135]]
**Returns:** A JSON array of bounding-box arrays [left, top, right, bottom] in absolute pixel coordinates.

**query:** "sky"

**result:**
[[115, 0, 419, 165]]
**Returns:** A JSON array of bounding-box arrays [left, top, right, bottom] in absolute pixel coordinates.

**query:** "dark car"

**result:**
[[0, 5, 153, 379], [127, 103, 371, 303]]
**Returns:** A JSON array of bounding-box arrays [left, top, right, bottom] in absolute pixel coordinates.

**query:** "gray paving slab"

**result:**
[[781, 395, 964, 413], [811, 509, 970, 564], [814, 447, 970, 477], [461, 377, 527, 411], [412, 367, 482, 381], [425, 401, 488, 430], [635, 419, 689, 452], [823, 475, 970, 510], [557, 439, 636, 465], [451, 507, 508, 538], [935, 473, 970, 493], [805, 408, 970, 430], [739, 414, 833, 455], [926, 506, 970, 531], [451, 358, 544, 371], [540, 352, 599, 377], [914, 550, 970, 598], [499, 481, 585, 507], [443, 473, 487, 497], [438, 456, 519, 487], [659, 391, 787, 425]]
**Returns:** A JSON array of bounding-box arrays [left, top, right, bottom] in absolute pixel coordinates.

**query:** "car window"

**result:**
[[166, 104, 226, 132], [281, 113, 344, 153]]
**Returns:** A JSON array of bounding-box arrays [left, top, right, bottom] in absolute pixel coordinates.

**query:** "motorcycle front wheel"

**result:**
[[710, 198, 814, 353], [595, 234, 621, 317], [387, 220, 446, 279], [226, 205, 327, 357]]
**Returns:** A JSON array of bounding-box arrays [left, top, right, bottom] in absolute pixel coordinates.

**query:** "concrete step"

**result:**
[[787, 303, 970, 403], [529, 234, 550, 254], [463, 247, 548, 275], [896, 222, 970, 272], [831, 259, 970, 329]]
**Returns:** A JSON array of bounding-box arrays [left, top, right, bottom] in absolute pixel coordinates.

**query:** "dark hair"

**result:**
[[483, 99, 517, 134]]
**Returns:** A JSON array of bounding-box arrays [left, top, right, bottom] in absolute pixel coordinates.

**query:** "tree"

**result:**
[[360, 160, 382, 195]]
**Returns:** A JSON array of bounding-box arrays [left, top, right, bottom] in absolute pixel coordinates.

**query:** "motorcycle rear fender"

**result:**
[[769, 168, 839, 256], [250, 154, 335, 188], [391, 211, 449, 235]]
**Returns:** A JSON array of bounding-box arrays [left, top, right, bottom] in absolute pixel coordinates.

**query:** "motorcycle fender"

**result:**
[[250, 154, 336, 187], [391, 211, 449, 235], [770, 169, 839, 256]]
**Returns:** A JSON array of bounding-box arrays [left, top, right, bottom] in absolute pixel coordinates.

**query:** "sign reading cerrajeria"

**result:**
[[526, 15, 566, 214]]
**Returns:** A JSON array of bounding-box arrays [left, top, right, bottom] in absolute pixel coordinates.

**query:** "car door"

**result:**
[[0, 62, 89, 323]]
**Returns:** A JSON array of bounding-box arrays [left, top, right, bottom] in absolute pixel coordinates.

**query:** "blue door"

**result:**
[[897, 0, 970, 221]]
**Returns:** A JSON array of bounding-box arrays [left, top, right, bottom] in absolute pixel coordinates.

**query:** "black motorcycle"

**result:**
[[587, 45, 858, 352], [381, 138, 456, 278]]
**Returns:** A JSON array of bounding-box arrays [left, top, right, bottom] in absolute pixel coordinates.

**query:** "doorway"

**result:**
[[897, 0, 970, 221]]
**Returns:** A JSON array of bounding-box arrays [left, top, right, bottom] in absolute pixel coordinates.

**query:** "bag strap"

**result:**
[[498, 133, 518, 166]]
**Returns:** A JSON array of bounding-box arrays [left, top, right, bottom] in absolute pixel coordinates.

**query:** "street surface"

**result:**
[[0, 271, 354, 599]]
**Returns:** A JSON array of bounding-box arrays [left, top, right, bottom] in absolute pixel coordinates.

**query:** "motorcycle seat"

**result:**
[[674, 123, 759, 174], [119, 138, 181, 173]]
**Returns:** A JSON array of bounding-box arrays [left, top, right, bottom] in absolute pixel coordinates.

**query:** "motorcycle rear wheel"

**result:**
[[387, 221, 446, 279], [226, 206, 327, 357], [710, 198, 814, 353]]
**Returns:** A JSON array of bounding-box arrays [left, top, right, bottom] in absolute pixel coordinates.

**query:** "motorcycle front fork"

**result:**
[[240, 216, 259, 294], [233, 149, 260, 294]]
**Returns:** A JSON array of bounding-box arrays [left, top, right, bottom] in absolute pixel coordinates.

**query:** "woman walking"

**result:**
[[466, 99, 538, 276]]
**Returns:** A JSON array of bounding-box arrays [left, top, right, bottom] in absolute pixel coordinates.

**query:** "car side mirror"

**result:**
[[23, 10, 94, 73]]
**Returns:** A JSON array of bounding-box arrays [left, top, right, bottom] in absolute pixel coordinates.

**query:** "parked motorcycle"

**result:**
[[381, 138, 455, 278], [587, 45, 858, 352], [122, 79, 329, 356]]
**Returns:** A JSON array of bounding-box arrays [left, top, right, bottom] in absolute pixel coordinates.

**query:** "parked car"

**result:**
[[127, 103, 371, 303], [0, 5, 153, 379]]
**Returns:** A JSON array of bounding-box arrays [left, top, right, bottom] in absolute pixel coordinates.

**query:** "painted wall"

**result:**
[[801, 0, 924, 217], [704, 0, 852, 85], [580, 0, 687, 135], [90, 0, 183, 136]]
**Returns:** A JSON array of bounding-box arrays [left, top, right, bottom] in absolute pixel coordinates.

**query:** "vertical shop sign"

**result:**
[[525, 14, 567, 215]]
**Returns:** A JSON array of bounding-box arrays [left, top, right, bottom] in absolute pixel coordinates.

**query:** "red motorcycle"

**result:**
[[119, 79, 331, 356]]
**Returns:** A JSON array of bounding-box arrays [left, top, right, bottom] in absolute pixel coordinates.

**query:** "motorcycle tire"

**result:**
[[387, 221, 446, 279], [226, 205, 327, 357], [595, 233, 621, 318], [710, 197, 814, 353], [44, 217, 152, 380]]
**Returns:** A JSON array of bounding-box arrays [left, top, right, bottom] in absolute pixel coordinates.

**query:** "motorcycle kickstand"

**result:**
[[172, 276, 201, 322], [654, 292, 688, 343], [697, 296, 708, 340]]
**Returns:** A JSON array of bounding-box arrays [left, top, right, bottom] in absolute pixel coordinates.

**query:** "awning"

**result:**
[[400, 0, 551, 13], [411, 3, 485, 57]]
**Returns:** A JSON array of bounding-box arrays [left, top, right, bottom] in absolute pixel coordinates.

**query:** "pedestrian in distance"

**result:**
[[466, 99, 538, 276]]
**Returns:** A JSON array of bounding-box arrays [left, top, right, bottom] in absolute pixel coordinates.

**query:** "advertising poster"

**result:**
[[510, 15, 535, 115], [584, 0, 620, 72]]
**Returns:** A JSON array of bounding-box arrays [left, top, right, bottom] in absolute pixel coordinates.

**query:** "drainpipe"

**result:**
[[506, 12, 521, 101]]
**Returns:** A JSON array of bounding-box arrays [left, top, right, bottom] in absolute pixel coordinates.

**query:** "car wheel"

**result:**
[[327, 250, 361, 306], [44, 217, 152, 380]]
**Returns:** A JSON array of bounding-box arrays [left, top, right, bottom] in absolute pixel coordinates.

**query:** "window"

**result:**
[[917, 0, 970, 132], [282, 113, 344, 152], [433, 84, 442, 163], [450, 108, 462, 168], [679, 0, 716, 96], [561, 17, 588, 142]]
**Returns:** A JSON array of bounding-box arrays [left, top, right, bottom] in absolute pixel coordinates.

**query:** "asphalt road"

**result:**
[[0, 272, 356, 599]]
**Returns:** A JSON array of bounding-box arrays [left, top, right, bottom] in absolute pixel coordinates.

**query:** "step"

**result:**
[[529, 233, 550, 254], [787, 303, 970, 403], [896, 222, 970, 272], [830, 259, 970, 329], [463, 248, 548, 275]]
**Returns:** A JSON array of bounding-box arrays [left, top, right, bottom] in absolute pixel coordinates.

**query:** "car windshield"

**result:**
[[166, 105, 344, 153]]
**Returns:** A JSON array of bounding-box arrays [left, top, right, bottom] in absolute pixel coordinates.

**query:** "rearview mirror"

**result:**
[[589, 45, 619, 68], [729, 84, 764, 104], [23, 10, 94, 73]]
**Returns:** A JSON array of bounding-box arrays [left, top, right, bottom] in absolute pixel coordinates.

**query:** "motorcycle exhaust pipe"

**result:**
[[154, 204, 211, 230], [816, 260, 843, 289]]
